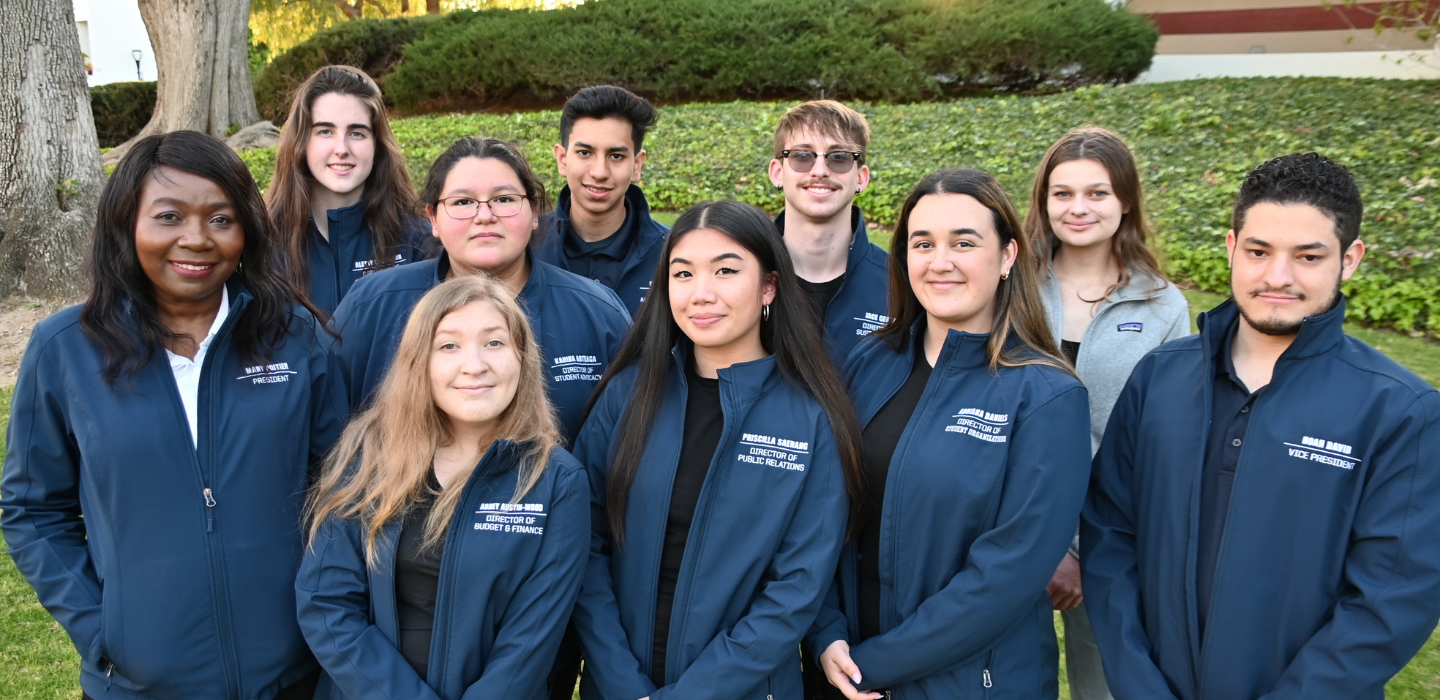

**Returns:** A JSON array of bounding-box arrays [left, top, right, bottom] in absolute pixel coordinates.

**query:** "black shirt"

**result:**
[[798, 274, 846, 328], [652, 360, 725, 686], [1060, 339, 1081, 366], [857, 340, 933, 641], [561, 203, 635, 290], [396, 470, 445, 680], [1197, 321, 1265, 637]]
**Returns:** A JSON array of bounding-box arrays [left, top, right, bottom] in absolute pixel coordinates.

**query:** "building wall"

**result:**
[[1129, 0, 1440, 82], [74, 0, 157, 87]]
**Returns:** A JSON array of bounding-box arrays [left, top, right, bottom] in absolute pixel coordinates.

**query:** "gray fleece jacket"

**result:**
[[1040, 265, 1191, 457]]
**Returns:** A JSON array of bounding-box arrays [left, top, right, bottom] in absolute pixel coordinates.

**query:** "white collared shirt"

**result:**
[[166, 287, 230, 449]]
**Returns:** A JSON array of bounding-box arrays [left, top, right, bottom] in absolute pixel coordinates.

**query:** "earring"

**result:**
[[763, 304, 771, 321], [1001, 269, 1010, 280]]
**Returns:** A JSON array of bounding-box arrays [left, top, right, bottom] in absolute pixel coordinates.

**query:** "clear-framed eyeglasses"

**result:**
[[438, 193, 529, 219]]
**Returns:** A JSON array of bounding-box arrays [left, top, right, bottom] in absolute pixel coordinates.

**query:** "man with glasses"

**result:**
[[769, 100, 890, 367], [536, 85, 668, 315]]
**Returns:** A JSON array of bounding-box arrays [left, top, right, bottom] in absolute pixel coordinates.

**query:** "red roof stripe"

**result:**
[[1148, 3, 1408, 34]]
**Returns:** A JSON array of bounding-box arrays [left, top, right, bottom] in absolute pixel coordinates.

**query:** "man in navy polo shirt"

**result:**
[[768, 100, 889, 367], [1082, 153, 1440, 700], [535, 85, 669, 315]]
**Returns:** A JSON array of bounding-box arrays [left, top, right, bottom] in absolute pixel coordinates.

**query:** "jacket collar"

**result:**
[[902, 317, 992, 371], [670, 339, 783, 404], [774, 205, 871, 274], [308, 198, 368, 241], [1198, 295, 1347, 363], [554, 184, 653, 257]]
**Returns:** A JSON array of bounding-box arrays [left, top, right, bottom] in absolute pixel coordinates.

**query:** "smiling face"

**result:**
[[429, 300, 522, 435], [304, 92, 375, 201], [668, 228, 777, 368], [1226, 201, 1364, 336], [768, 127, 870, 225], [554, 117, 644, 219], [906, 193, 1018, 335], [1046, 158, 1128, 250], [428, 157, 537, 278], [134, 165, 245, 312]]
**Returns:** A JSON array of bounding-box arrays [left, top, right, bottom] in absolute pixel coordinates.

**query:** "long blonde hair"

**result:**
[[307, 274, 561, 563]]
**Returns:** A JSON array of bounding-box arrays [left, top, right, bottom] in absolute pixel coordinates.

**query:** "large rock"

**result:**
[[226, 121, 281, 151]]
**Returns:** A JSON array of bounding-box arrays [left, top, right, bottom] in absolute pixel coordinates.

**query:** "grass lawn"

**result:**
[[0, 297, 1437, 697]]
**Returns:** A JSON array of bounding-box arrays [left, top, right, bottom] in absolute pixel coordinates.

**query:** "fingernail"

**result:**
[[852, 672, 862, 684]]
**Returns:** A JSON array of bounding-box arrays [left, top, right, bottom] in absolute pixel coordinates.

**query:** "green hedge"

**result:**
[[252, 14, 454, 123], [89, 81, 157, 148], [236, 77, 1439, 335], [256, 0, 1156, 115]]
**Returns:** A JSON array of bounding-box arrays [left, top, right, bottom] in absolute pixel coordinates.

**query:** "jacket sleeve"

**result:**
[[0, 334, 104, 666], [1162, 291, 1192, 341], [328, 293, 374, 411], [1258, 391, 1440, 699], [1079, 374, 1181, 699], [847, 385, 1092, 689], [295, 517, 442, 700], [309, 326, 352, 464], [805, 562, 850, 664], [460, 462, 591, 700], [656, 417, 849, 700], [569, 381, 658, 700]]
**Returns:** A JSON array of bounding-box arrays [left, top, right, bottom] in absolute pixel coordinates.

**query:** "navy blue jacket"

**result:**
[[571, 347, 849, 700], [305, 201, 432, 315], [1, 287, 349, 700], [775, 206, 890, 366], [329, 252, 631, 441], [1080, 298, 1440, 700], [808, 326, 1090, 698], [535, 184, 669, 316], [297, 440, 590, 700]]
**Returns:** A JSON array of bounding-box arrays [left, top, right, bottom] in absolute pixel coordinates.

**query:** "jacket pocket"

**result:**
[[99, 578, 124, 672]]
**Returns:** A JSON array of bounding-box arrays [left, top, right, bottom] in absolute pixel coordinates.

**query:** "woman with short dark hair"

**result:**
[[1, 130, 348, 700]]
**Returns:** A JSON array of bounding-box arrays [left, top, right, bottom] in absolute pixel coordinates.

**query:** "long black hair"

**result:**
[[585, 199, 866, 543], [80, 130, 319, 383]]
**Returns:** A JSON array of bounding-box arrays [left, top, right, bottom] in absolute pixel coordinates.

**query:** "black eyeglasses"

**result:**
[[780, 149, 865, 174], [438, 194, 529, 219]]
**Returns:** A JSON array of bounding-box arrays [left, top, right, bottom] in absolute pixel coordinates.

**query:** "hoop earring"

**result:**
[[1000, 269, 1010, 280], [763, 303, 771, 321]]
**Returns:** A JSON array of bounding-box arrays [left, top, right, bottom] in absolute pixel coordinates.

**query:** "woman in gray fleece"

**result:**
[[1024, 127, 1190, 700]]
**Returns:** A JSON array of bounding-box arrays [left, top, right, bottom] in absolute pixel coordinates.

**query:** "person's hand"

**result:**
[[1047, 552, 1083, 611], [819, 640, 885, 700]]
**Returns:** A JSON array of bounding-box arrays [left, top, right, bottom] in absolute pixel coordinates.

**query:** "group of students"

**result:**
[[2, 64, 1437, 700]]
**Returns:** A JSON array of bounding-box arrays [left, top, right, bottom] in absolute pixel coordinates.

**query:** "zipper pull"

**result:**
[[982, 668, 992, 688], [106, 661, 114, 688], [203, 488, 216, 532]]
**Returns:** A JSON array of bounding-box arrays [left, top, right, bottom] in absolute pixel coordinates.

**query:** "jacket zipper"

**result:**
[[426, 453, 490, 686], [191, 348, 242, 698], [982, 648, 995, 698]]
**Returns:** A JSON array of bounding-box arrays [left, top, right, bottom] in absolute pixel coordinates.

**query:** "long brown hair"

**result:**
[[306, 274, 561, 564], [875, 168, 1070, 373], [1023, 127, 1166, 301], [266, 65, 418, 313], [584, 200, 867, 544]]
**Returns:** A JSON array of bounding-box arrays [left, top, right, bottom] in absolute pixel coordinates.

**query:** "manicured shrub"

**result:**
[[258, 0, 1157, 115], [89, 81, 157, 148], [252, 13, 452, 122]]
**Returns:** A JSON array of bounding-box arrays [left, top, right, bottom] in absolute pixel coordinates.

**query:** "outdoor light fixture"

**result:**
[[132, 50, 142, 80]]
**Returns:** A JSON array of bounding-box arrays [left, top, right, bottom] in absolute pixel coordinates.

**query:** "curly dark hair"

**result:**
[[1232, 152, 1363, 250]]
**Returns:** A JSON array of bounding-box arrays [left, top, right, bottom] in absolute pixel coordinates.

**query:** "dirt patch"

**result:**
[[0, 297, 82, 388]]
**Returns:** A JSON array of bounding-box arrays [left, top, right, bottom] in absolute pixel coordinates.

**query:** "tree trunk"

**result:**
[[0, 0, 104, 299], [427, 0, 441, 14], [106, 0, 263, 164]]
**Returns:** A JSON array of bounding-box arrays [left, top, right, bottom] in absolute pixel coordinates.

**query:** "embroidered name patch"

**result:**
[[236, 362, 296, 384], [1117, 322, 1143, 333], [946, 408, 1010, 443], [1284, 435, 1360, 471], [737, 432, 809, 471], [550, 354, 602, 382], [474, 502, 547, 535], [853, 312, 890, 337]]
